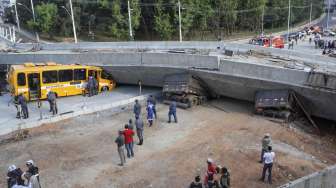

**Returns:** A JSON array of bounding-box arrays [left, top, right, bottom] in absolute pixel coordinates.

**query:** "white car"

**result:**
[[323, 30, 336, 37]]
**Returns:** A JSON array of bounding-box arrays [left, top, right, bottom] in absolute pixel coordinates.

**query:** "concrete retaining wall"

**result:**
[[279, 165, 336, 188]]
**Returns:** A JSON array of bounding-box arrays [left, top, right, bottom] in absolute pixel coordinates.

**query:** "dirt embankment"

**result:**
[[0, 99, 335, 188]]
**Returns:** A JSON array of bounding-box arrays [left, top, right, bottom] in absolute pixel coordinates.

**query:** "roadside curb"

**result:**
[[1, 92, 161, 137]]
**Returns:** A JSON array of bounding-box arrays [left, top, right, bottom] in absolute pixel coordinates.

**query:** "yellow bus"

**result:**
[[7, 62, 116, 101]]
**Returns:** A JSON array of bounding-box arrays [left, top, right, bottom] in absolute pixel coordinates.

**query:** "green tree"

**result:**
[[32, 3, 58, 38], [154, 0, 175, 40]]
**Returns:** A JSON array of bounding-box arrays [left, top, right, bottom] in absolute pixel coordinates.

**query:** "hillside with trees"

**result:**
[[3, 0, 324, 41]]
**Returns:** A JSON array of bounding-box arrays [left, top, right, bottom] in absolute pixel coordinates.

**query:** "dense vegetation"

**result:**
[[3, 0, 324, 41]]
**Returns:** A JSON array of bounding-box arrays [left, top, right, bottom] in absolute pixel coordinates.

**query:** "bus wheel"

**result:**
[[102, 86, 109, 92]]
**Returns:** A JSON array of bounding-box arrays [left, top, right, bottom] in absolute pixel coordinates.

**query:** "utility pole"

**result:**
[[30, 0, 39, 42], [178, 0, 182, 42], [261, 6, 265, 35], [327, 0, 331, 29], [309, 1, 313, 25], [128, 0, 133, 40], [14, 2, 20, 31], [69, 0, 78, 43], [287, 0, 291, 41]]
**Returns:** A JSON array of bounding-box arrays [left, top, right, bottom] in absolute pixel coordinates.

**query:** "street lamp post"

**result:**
[[261, 6, 265, 35], [30, 0, 39, 42], [69, 0, 78, 43], [327, 0, 331, 29], [17, 2, 39, 42], [14, 2, 20, 31], [62, 2, 77, 43], [309, 1, 313, 25], [127, 0, 133, 40], [178, 0, 182, 42], [287, 0, 291, 42]]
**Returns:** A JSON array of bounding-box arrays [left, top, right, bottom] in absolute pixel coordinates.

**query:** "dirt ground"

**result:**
[[1, 98, 336, 188]]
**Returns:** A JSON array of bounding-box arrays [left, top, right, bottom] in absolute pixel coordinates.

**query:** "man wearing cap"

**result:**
[[189, 175, 202, 188], [259, 133, 272, 163], [115, 130, 126, 166], [7, 165, 25, 188]]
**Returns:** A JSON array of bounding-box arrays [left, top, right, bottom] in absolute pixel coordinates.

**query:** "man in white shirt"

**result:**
[[260, 146, 275, 184]]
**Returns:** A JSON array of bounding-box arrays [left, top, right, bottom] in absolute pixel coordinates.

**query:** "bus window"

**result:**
[[74, 69, 86, 81], [101, 70, 112, 80], [17, 73, 26, 86], [42, 70, 58, 84], [58, 69, 73, 82]]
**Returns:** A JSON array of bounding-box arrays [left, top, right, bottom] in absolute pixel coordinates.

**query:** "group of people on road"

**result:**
[[190, 158, 230, 188], [7, 160, 40, 188], [115, 95, 179, 166], [9, 91, 58, 119]]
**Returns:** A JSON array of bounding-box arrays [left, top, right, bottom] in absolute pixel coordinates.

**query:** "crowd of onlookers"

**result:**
[[7, 160, 40, 188], [189, 133, 275, 188]]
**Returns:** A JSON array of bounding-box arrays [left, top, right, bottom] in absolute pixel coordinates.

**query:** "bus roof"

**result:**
[[10, 63, 100, 72]]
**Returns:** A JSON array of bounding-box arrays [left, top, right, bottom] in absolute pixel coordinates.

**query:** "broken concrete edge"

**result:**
[[278, 164, 336, 188], [1, 92, 161, 137]]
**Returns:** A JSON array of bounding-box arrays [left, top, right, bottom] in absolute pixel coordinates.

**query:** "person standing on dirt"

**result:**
[[135, 116, 144, 145], [26, 160, 40, 183], [147, 102, 154, 127], [133, 99, 141, 119], [220, 167, 230, 188], [115, 130, 126, 166], [259, 133, 272, 163], [168, 100, 177, 123], [18, 94, 28, 119], [204, 158, 216, 187], [47, 91, 57, 115], [147, 95, 157, 119], [189, 175, 203, 188], [260, 146, 275, 184], [7, 165, 25, 188], [128, 119, 134, 130], [23, 172, 40, 188], [123, 124, 135, 158]]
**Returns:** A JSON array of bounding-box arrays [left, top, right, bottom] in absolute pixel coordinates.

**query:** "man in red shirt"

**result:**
[[123, 124, 135, 158]]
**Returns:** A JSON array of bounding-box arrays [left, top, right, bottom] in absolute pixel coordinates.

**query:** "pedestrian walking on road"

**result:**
[[115, 130, 126, 166], [47, 91, 57, 115], [133, 99, 141, 119], [123, 124, 135, 158], [135, 116, 144, 145], [18, 94, 28, 119], [189, 175, 202, 188], [87, 76, 94, 97], [259, 133, 272, 163], [220, 167, 231, 188], [147, 95, 157, 118], [168, 101, 177, 123], [147, 102, 154, 127], [260, 146, 275, 184]]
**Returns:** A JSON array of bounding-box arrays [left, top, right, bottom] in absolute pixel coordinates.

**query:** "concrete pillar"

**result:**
[[8, 27, 12, 42]]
